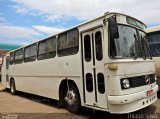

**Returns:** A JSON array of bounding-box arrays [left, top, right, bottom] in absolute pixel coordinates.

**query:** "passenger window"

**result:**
[[46, 38, 56, 53], [86, 73, 93, 92], [58, 28, 79, 56], [67, 29, 79, 48], [24, 44, 37, 62], [10, 52, 14, 65], [95, 31, 103, 61], [39, 41, 46, 55], [97, 73, 105, 94], [6, 57, 9, 69], [58, 34, 66, 51], [38, 37, 56, 60], [14, 49, 23, 64], [84, 35, 91, 62]]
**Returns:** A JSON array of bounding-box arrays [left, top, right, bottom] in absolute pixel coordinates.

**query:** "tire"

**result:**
[[10, 79, 16, 95], [64, 83, 81, 113]]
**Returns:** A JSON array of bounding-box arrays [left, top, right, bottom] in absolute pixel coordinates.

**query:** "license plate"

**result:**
[[146, 90, 154, 96]]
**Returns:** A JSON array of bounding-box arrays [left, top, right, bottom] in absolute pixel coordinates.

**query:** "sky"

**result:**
[[0, 0, 160, 45]]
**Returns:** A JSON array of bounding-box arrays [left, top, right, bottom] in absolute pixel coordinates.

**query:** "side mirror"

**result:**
[[108, 17, 119, 39]]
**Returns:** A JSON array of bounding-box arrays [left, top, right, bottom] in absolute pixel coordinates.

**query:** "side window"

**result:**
[[46, 38, 56, 54], [67, 29, 79, 51], [39, 41, 46, 55], [10, 52, 14, 65], [147, 32, 160, 57], [86, 73, 93, 92], [58, 34, 66, 51], [6, 56, 9, 69], [97, 73, 105, 94], [14, 49, 23, 64], [95, 31, 103, 61], [24, 44, 37, 62], [38, 37, 56, 60], [84, 35, 91, 62], [58, 28, 79, 56]]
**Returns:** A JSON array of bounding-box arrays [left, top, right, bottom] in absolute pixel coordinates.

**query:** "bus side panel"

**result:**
[[9, 54, 83, 100]]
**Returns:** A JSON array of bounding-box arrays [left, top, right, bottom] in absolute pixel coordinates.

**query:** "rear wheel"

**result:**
[[64, 83, 81, 113], [10, 79, 16, 95]]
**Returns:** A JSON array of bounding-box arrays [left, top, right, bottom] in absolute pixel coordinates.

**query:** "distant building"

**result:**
[[0, 42, 22, 81]]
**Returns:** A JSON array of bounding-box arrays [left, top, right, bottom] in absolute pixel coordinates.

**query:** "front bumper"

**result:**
[[108, 85, 158, 113]]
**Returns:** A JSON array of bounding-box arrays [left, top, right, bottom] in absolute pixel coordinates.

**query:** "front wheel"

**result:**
[[64, 83, 81, 113], [10, 79, 16, 95]]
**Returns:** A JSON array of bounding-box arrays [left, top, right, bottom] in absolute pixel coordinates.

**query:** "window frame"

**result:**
[[14, 48, 24, 64], [38, 37, 57, 60], [24, 43, 37, 62], [10, 52, 14, 65], [57, 28, 79, 57], [95, 31, 103, 61], [147, 31, 160, 57], [84, 34, 92, 62], [108, 23, 147, 59]]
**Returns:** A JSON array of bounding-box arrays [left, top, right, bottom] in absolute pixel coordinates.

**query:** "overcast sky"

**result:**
[[0, 0, 160, 45]]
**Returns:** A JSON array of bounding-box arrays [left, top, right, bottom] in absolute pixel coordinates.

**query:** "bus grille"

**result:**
[[130, 74, 155, 88], [121, 74, 155, 89]]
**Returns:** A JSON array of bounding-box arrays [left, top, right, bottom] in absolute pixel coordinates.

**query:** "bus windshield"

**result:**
[[110, 25, 151, 59]]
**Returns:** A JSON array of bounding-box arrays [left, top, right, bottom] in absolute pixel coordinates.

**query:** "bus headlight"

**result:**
[[155, 75, 157, 81], [122, 79, 130, 89]]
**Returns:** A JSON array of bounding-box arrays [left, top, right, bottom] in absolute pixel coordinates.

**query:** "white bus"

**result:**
[[146, 26, 160, 89], [1, 12, 158, 114]]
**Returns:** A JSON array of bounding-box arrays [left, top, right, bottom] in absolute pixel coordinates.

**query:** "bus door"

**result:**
[[82, 27, 107, 108]]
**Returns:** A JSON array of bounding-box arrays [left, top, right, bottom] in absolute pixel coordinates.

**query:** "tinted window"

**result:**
[[14, 49, 23, 64], [38, 37, 56, 60], [95, 31, 103, 61], [39, 41, 46, 55], [58, 34, 66, 51], [10, 52, 14, 65], [6, 57, 9, 69], [147, 32, 160, 57], [58, 29, 79, 56], [97, 73, 105, 94], [86, 73, 93, 92], [84, 35, 91, 62], [46, 38, 56, 53], [67, 29, 79, 48], [24, 44, 37, 62]]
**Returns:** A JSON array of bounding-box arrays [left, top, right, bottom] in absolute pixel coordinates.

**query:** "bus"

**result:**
[[146, 26, 160, 90], [1, 12, 158, 114]]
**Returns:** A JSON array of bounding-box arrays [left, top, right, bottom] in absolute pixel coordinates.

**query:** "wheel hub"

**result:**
[[11, 83, 14, 93], [64, 90, 77, 106]]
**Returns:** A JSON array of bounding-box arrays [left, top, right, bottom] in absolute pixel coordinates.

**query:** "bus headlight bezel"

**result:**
[[122, 79, 130, 89]]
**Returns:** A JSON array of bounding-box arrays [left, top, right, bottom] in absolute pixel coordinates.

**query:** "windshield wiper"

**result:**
[[140, 35, 146, 60], [141, 35, 152, 59]]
